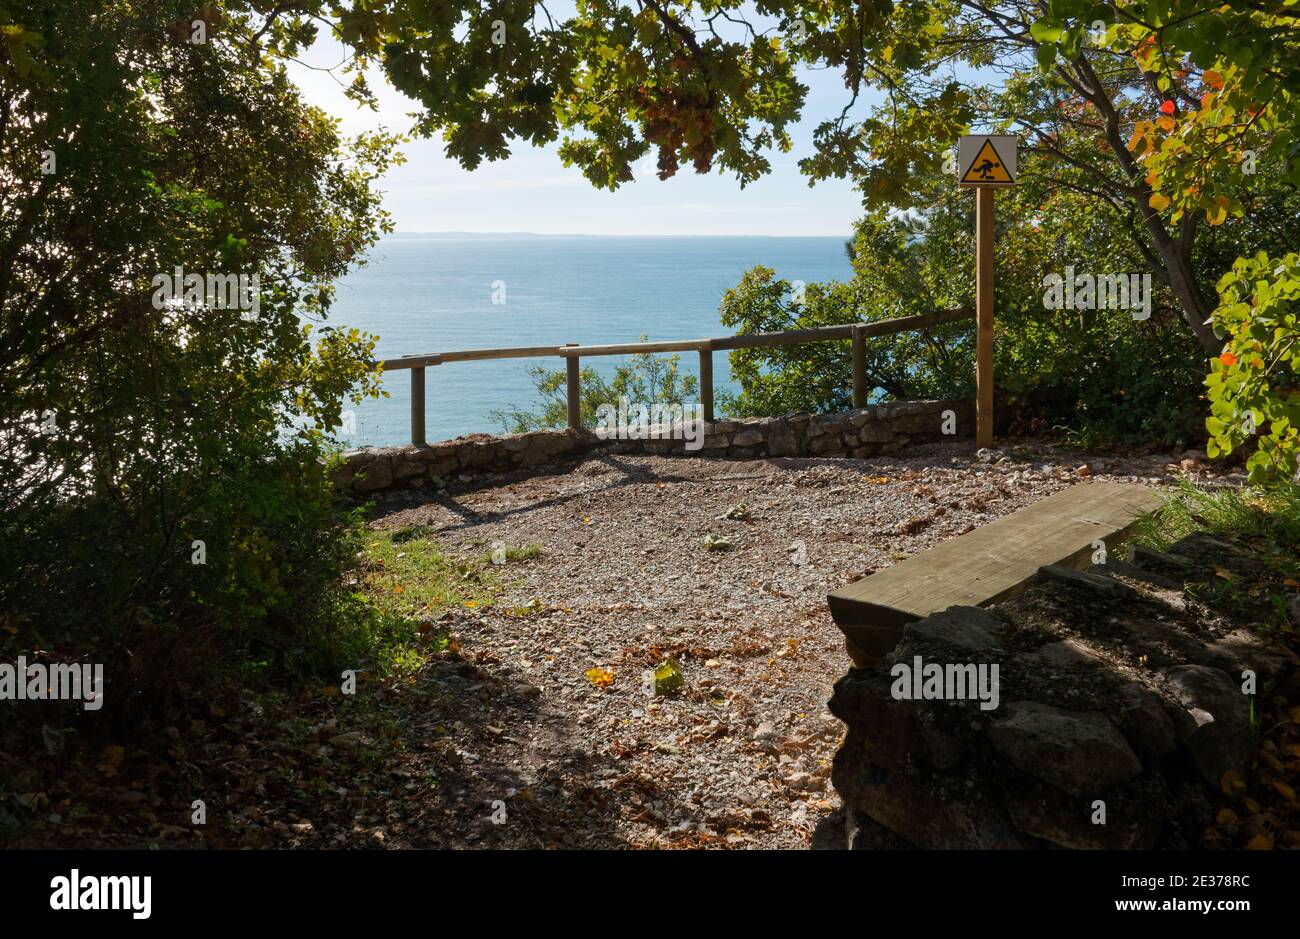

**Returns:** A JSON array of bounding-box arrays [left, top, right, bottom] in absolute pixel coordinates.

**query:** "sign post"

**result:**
[[957, 134, 1017, 448]]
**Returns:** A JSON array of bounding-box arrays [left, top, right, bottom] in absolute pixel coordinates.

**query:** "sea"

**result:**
[[325, 234, 854, 447]]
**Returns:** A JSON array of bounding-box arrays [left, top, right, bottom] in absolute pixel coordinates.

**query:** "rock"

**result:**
[[1114, 682, 1177, 760], [1038, 565, 1139, 601], [766, 419, 801, 457], [1167, 533, 1266, 579], [1161, 665, 1253, 784], [754, 722, 779, 751], [1091, 557, 1184, 591], [353, 457, 393, 491], [987, 701, 1143, 796], [859, 423, 894, 444], [1023, 638, 1105, 669], [329, 732, 363, 750], [1127, 544, 1195, 579], [810, 436, 845, 454], [902, 605, 1004, 654], [732, 429, 763, 448]]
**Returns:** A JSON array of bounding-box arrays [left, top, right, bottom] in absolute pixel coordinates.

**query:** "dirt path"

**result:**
[[363, 440, 1224, 848]]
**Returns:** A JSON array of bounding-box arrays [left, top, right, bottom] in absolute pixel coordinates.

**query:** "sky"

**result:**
[[287, 32, 878, 237]]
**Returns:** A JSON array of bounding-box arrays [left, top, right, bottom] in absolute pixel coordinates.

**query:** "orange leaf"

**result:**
[[1272, 780, 1297, 802], [584, 667, 614, 687], [1245, 833, 1274, 850]]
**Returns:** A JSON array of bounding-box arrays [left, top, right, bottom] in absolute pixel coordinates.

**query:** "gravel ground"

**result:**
[[367, 439, 1240, 848]]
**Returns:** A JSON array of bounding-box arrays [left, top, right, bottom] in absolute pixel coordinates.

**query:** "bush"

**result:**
[[1205, 252, 1300, 483], [0, 1, 397, 722]]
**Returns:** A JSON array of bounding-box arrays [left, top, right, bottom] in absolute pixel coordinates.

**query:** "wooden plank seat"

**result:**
[[827, 481, 1164, 665]]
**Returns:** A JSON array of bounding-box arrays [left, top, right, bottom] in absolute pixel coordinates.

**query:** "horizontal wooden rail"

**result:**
[[375, 308, 972, 371], [372, 307, 975, 444]]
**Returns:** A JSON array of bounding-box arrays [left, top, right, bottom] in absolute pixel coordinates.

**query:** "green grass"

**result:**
[[1132, 479, 1300, 566], [1127, 479, 1300, 638], [342, 530, 543, 675]]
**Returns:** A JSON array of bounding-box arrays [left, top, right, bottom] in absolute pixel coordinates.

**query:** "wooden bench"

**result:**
[[827, 480, 1164, 665]]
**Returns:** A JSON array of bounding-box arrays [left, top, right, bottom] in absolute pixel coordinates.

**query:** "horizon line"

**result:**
[[386, 230, 852, 239]]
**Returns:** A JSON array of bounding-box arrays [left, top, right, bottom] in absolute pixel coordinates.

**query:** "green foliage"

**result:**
[[1205, 252, 1300, 482], [720, 182, 1209, 445], [0, 0, 399, 712], [1035, 2, 1300, 481], [491, 340, 698, 431]]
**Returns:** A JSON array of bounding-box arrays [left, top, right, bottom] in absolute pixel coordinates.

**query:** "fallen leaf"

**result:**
[[1221, 769, 1246, 795], [1270, 780, 1296, 802], [584, 667, 614, 687]]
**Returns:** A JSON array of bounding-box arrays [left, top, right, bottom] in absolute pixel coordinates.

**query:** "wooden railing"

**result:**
[[375, 307, 976, 446]]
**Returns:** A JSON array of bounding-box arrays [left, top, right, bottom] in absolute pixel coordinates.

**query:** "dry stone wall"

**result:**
[[332, 398, 972, 494], [813, 533, 1289, 850]]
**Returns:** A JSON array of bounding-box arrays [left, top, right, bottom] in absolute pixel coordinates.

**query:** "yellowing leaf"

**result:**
[[1270, 780, 1297, 802], [1245, 833, 1274, 850], [1221, 768, 1246, 795], [585, 667, 614, 687], [1215, 807, 1240, 825], [1148, 192, 1170, 211]]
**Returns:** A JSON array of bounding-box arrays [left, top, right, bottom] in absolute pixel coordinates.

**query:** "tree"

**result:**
[[0, 0, 399, 699], [223, 0, 1296, 353], [1030, 1, 1299, 479]]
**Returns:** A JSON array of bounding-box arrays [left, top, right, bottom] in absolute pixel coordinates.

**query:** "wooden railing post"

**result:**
[[565, 344, 581, 429], [698, 342, 714, 423], [976, 187, 995, 447], [410, 366, 426, 446], [851, 324, 867, 409]]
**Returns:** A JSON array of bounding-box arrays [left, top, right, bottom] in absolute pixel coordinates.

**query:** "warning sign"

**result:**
[[957, 135, 1017, 187]]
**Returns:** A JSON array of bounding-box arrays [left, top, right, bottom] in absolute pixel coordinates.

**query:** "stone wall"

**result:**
[[813, 533, 1289, 850], [332, 398, 972, 494]]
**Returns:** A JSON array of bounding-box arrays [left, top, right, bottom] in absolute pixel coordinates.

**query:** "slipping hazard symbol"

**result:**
[[957, 135, 1017, 187], [961, 140, 1013, 184]]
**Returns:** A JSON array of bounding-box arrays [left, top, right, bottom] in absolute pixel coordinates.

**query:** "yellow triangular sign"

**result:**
[[960, 139, 1014, 184]]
